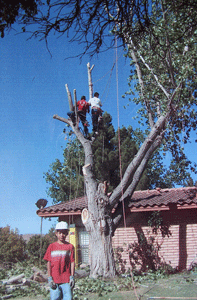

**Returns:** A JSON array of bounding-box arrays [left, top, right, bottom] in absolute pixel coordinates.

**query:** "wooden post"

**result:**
[[39, 216, 43, 267]]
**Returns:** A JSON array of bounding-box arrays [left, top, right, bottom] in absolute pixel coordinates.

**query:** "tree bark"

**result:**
[[81, 182, 116, 277]]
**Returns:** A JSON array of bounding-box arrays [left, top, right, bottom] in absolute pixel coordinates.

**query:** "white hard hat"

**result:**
[[55, 221, 69, 230]]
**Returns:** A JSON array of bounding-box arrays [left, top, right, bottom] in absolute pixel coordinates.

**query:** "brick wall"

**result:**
[[112, 208, 197, 271]]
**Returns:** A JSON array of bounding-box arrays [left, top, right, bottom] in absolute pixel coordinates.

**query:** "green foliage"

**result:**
[[73, 277, 118, 299], [114, 247, 127, 274], [148, 211, 171, 238], [0, 263, 49, 299], [0, 226, 26, 263], [5, 261, 35, 277], [26, 231, 56, 265], [44, 137, 85, 203], [125, 0, 197, 176]]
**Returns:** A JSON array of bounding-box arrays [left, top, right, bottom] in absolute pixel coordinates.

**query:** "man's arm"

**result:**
[[47, 261, 51, 277], [47, 260, 56, 288], [71, 261, 75, 277], [69, 261, 75, 288]]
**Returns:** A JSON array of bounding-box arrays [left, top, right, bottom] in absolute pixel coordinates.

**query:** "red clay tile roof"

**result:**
[[37, 187, 197, 215], [128, 187, 197, 209], [38, 196, 88, 214]]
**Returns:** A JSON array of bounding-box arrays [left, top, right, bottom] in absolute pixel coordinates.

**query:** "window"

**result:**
[[78, 228, 89, 264]]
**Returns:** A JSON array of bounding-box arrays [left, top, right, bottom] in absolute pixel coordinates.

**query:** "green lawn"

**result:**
[[12, 272, 197, 300]]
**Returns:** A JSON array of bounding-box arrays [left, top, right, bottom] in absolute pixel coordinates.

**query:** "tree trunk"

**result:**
[[89, 226, 116, 278], [82, 182, 116, 278]]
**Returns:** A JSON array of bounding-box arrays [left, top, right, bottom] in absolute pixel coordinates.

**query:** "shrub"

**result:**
[[128, 211, 171, 274], [26, 229, 56, 265], [0, 226, 26, 263], [26, 235, 50, 264]]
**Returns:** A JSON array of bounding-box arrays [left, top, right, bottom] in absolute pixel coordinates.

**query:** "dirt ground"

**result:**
[[14, 272, 197, 300]]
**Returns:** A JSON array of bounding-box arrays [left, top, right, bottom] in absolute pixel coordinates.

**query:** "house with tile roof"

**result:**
[[37, 186, 197, 271]]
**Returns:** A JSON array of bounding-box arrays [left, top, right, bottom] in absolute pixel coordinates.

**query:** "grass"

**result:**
[[13, 271, 197, 300]]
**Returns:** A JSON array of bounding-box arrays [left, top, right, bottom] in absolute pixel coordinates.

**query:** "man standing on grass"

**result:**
[[44, 221, 75, 300]]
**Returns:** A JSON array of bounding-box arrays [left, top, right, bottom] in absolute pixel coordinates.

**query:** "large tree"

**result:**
[[51, 1, 197, 277], [7, 0, 197, 277], [45, 112, 191, 204]]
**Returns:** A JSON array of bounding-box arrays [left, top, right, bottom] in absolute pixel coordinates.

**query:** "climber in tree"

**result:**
[[88, 92, 103, 135], [77, 96, 90, 138]]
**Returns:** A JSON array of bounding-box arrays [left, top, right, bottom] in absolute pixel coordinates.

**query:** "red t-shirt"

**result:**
[[77, 99, 89, 113], [44, 242, 75, 284]]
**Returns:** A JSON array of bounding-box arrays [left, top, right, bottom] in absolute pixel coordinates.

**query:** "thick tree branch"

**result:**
[[112, 131, 164, 231], [123, 133, 164, 200], [109, 114, 166, 207]]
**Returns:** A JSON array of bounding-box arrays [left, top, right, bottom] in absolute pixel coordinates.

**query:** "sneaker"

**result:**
[[98, 116, 103, 123]]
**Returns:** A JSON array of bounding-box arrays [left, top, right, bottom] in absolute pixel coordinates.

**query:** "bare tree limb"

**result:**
[[122, 132, 164, 200], [129, 39, 170, 99], [65, 84, 74, 111], [161, 0, 176, 88], [112, 130, 165, 231], [109, 114, 166, 207], [129, 47, 154, 128], [87, 62, 94, 99]]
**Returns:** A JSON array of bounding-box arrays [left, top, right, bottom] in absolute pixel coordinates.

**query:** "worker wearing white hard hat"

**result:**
[[55, 221, 69, 230], [44, 221, 75, 300]]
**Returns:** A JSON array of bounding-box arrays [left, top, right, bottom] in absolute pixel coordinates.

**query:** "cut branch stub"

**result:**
[[87, 62, 94, 99], [74, 89, 77, 117], [65, 84, 74, 111], [82, 164, 92, 176], [81, 208, 89, 225]]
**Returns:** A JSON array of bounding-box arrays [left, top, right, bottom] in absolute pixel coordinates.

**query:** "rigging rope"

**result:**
[[115, 37, 126, 231], [92, 50, 123, 105], [115, 36, 139, 300]]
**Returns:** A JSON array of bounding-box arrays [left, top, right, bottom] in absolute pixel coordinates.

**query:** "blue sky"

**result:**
[[0, 28, 137, 235], [1, 28, 197, 235]]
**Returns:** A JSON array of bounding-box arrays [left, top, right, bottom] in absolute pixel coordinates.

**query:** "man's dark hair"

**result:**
[[94, 92, 99, 97], [81, 96, 86, 100]]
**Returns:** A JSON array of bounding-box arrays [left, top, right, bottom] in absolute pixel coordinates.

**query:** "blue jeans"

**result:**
[[91, 108, 102, 132], [50, 283, 72, 300]]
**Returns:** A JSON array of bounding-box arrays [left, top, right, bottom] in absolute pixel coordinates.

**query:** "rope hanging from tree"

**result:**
[[115, 36, 140, 300], [115, 36, 127, 231]]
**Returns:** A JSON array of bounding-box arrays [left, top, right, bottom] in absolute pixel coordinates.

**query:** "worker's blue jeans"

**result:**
[[50, 283, 72, 300], [92, 108, 102, 132]]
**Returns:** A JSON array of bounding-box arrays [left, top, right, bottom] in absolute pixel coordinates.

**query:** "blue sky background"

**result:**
[[1, 28, 197, 235]]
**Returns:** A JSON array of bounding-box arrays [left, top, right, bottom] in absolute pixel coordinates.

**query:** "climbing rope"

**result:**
[[115, 35, 140, 300], [115, 36, 126, 230]]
